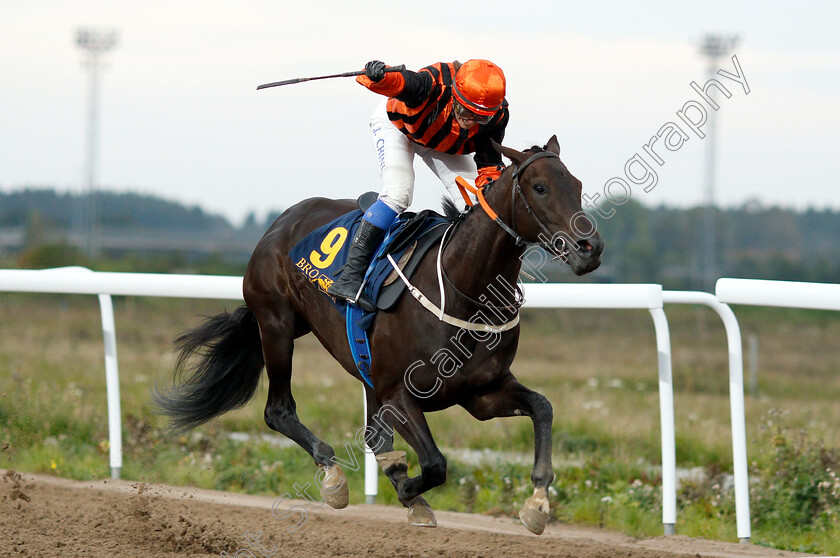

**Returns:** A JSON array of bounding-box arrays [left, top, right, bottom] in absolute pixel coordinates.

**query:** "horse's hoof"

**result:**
[[408, 501, 437, 527], [319, 465, 349, 509], [518, 488, 550, 535]]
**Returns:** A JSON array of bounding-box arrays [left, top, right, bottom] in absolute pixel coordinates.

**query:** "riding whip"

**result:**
[[257, 65, 406, 90]]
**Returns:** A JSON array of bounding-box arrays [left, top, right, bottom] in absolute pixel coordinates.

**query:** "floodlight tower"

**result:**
[[76, 28, 119, 258], [699, 33, 739, 290]]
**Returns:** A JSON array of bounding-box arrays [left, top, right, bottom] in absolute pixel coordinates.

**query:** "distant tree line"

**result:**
[[0, 188, 282, 233], [585, 199, 840, 289], [2, 188, 839, 287], [0, 188, 284, 273]]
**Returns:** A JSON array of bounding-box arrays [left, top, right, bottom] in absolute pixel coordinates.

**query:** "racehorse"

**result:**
[[154, 135, 603, 535]]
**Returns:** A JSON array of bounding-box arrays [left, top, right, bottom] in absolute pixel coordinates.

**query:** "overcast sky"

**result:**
[[1, 1, 838, 225]]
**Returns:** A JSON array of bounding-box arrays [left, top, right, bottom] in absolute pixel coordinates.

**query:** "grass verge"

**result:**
[[1, 295, 839, 554]]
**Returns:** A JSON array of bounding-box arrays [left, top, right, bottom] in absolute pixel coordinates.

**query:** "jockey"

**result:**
[[328, 59, 509, 311]]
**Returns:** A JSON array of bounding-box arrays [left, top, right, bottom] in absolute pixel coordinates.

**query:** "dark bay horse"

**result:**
[[154, 135, 603, 534]]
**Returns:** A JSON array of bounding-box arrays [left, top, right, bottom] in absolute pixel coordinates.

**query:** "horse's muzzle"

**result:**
[[565, 234, 603, 276]]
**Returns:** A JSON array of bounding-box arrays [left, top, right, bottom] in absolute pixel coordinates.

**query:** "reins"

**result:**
[[437, 224, 524, 313], [385, 149, 572, 333], [455, 151, 570, 259]]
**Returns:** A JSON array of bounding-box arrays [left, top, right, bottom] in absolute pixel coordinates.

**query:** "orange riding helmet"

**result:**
[[451, 59, 506, 116]]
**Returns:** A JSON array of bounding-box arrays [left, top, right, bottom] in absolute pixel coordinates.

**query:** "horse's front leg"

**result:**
[[363, 389, 438, 527], [376, 397, 446, 526], [461, 372, 554, 535]]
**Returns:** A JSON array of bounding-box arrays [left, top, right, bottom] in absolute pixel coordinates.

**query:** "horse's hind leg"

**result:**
[[256, 305, 349, 508], [461, 371, 554, 535], [364, 390, 437, 527]]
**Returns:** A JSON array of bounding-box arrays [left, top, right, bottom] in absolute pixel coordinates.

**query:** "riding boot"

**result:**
[[327, 220, 385, 312]]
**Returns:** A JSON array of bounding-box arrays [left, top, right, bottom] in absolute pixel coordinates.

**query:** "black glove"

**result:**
[[365, 60, 387, 82]]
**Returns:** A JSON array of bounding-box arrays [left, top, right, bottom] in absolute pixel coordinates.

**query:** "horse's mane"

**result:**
[[441, 196, 462, 221]]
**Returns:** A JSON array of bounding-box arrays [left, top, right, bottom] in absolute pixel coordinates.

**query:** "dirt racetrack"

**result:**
[[1, 469, 818, 558]]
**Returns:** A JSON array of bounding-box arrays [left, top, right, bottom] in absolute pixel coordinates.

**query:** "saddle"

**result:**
[[290, 193, 451, 313], [358, 195, 451, 311], [288, 193, 453, 388]]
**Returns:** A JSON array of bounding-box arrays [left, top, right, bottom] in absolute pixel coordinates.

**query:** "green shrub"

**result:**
[[751, 409, 840, 530]]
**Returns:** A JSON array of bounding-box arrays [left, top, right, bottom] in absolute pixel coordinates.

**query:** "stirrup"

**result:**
[[349, 285, 376, 313], [329, 281, 375, 312]]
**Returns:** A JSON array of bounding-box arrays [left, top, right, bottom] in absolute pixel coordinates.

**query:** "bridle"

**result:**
[[383, 148, 580, 332], [456, 150, 571, 260], [433, 149, 574, 315]]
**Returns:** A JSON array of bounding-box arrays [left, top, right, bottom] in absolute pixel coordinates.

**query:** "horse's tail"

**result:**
[[153, 305, 264, 433]]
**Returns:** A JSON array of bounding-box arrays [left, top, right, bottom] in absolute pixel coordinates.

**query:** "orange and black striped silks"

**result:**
[[357, 62, 509, 169]]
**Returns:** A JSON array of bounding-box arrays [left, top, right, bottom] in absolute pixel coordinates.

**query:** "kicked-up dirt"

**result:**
[[0, 469, 819, 558]]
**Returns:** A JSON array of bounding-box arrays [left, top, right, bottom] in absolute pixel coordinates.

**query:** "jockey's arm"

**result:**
[[474, 109, 509, 187], [356, 67, 432, 106]]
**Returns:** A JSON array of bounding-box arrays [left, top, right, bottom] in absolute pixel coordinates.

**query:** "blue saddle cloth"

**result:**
[[289, 210, 449, 387]]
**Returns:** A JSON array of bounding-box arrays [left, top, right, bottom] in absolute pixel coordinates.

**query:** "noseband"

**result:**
[[459, 150, 570, 259]]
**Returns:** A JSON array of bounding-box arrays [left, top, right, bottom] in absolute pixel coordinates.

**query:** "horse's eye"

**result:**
[[533, 184, 547, 195]]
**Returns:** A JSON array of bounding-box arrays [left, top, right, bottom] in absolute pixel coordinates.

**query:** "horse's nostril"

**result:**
[[578, 241, 593, 254]]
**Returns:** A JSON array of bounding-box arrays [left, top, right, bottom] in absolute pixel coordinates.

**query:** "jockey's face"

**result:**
[[452, 99, 492, 129], [455, 113, 479, 129]]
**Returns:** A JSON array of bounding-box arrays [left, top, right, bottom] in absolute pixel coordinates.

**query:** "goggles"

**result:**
[[452, 100, 494, 125]]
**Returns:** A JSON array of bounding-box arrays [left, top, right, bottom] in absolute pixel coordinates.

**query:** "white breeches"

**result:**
[[368, 99, 478, 213]]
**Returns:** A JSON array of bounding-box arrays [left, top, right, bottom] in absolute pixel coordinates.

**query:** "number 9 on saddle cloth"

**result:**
[[288, 195, 451, 387]]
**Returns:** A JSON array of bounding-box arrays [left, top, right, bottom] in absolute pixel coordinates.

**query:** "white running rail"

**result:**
[[0, 267, 242, 479], [717, 278, 840, 311], [661, 290, 750, 542], [4, 268, 757, 537], [522, 283, 677, 535]]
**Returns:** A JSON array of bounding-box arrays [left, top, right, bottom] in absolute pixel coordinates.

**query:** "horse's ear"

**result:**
[[492, 139, 526, 165], [545, 135, 561, 155]]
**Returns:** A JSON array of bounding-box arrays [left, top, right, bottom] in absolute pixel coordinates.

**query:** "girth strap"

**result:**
[[385, 253, 520, 334]]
